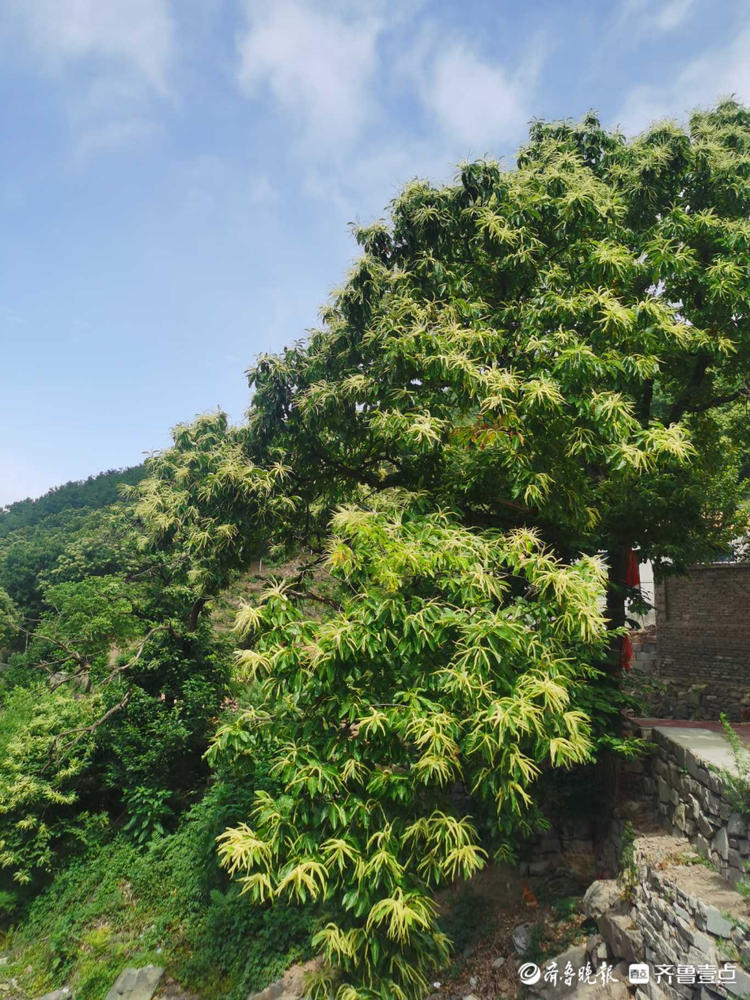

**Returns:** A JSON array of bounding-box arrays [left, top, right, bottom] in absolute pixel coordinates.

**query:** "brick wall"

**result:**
[[651, 565, 750, 719]]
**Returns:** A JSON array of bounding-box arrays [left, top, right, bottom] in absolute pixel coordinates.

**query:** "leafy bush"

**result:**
[[122, 786, 173, 847], [0, 683, 104, 898], [215, 500, 608, 998]]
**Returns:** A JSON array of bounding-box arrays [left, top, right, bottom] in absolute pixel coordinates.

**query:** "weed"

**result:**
[[711, 715, 750, 816], [618, 821, 638, 903]]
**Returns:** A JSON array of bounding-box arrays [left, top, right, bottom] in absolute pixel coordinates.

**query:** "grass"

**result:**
[[0, 782, 313, 1000]]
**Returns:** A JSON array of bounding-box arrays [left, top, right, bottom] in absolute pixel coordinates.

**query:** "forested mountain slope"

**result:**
[[0, 466, 147, 538]]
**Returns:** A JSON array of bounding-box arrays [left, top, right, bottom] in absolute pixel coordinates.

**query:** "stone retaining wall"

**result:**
[[644, 729, 750, 887], [629, 834, 750, 1000]]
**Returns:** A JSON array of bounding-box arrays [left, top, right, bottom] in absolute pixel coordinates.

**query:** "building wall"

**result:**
[[652, 565, 750, 719]]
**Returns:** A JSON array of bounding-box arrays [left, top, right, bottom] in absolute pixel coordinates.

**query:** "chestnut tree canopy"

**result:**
[[132, 101, 750, 998]]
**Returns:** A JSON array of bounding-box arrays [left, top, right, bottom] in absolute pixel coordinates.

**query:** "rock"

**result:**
[[512, 923, 533, 954], [705, 905, 733, 937], [582, 879, 622, 919], [246, 980, 293, 1000], [528, 858, 554, 876], [712, 827, 730, 861], [728, 814, 745, 837], [491, 956, 505, 969], [691, 929, 716, 958], [540, 834, 563, 853], [673, 803, 687, 831], [697, 813, 716, 841], [598, 912, 643, 964], [728, 967, 750, 999], [157, 982, 200, 1000], [588, 937, 608, 969], [36, 992, 71, 1000], [106, 966, 163, 1000], [639, 981, 670, 1000], [728, 848, 743, 872], [246, 960, 318, 1000], [694, 833, 710, 857], [541, 866, 591, 899]]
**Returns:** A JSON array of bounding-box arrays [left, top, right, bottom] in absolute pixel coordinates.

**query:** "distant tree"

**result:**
[[0, 587, 19, 650], [0, 467, 231, 901]]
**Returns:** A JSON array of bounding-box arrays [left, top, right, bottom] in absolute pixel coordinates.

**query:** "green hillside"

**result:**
[[0, 466, 147, 538]]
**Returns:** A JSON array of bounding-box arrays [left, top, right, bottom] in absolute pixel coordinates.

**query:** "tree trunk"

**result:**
[[187, 596, 207, 633], [605, 544, 628, 674]]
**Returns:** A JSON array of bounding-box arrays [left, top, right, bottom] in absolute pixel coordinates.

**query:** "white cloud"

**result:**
[[617, 25, 750, 134], [618, 0, 697, 34], [415, 42, 530, 152], [654, 0, 696, 31], [236, 1, 382, 151], [235, 2, 543, 216], [74, 117, 158, 158], [6, 0, 174, 93], [247, 174, 279, 207], [4, 0, 175, 156]]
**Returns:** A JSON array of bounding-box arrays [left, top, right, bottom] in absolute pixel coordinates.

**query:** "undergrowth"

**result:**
[[0, 781, 313, 1000]]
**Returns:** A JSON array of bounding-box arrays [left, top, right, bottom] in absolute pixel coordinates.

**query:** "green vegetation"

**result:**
[[1, 101, 749, 998], [215, 503, 605, 996], [618, 821, 639, 904], [712, 714, 750, 817], [0, 466, 146, 538], [3, 783, 312, 999]]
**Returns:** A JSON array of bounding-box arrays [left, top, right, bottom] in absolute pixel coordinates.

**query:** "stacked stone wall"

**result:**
[[630, 837, 750, 1000], [643, 729, 750, 887]]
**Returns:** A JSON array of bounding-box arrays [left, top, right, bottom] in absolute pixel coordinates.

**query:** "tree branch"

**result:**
[[48, 688, 133, 764], [685, 385, 749, 415], [102, 624, 170, 685], [667, 351, 711, 423], [286, 588, 342, 611]]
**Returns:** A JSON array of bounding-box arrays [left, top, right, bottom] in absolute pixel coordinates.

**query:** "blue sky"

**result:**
[[2, 0, 749, 505]]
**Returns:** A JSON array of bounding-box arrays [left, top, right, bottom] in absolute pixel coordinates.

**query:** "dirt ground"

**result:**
[[427, 863, 598, 1000]]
